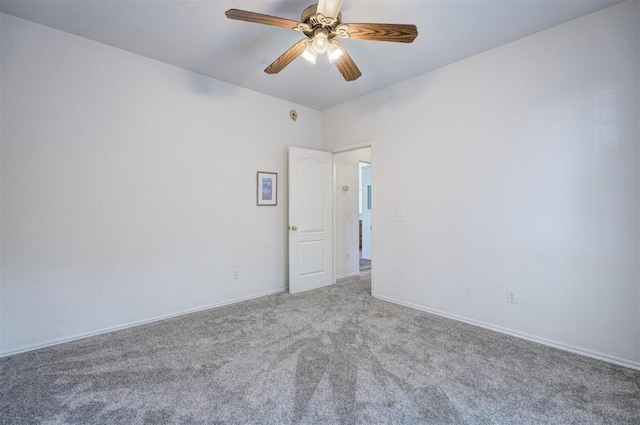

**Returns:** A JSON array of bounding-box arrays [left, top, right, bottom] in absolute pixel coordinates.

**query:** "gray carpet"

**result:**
[[1, 271, 639, 424]]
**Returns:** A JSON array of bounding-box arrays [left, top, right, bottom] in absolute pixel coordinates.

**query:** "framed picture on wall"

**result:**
[[257, 172, 278, 206]]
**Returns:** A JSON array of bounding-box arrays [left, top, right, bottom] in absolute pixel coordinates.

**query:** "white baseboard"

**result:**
[[336, 271, 361, 279], [374, 293, 640, 372], [0, 287, 285, 358]]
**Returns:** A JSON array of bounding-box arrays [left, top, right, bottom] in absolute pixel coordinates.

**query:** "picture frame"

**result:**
[[257, 172, 278, 206]]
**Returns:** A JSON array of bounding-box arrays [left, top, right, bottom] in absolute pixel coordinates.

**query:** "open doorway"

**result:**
[[333, 147, 372, 284], [359, 161, 372, 272]]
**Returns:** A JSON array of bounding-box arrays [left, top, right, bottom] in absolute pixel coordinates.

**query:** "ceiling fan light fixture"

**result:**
[[327, 43, 343, 63], [301, 45, 318, 64], [312, 32, 329, 54], [225, 2, 417, 81]]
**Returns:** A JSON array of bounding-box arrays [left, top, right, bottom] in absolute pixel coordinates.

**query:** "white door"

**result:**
[[361, 165, 372, 260], [288, 147, 334, 294]]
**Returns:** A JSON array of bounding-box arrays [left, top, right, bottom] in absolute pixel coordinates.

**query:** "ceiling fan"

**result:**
[[225, 0, 418, 81]]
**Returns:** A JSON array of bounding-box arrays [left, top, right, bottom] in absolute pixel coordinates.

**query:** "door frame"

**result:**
[[331, 140, 377, 296]]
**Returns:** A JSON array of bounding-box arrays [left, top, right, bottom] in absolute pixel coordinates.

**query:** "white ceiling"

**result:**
[[1, 0, 624, 110]]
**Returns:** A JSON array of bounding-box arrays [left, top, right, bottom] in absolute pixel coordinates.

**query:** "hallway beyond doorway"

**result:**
[[359, 257, 371, 271]]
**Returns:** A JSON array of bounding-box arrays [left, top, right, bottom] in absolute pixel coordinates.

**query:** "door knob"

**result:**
[[291, 225, 298, 231]]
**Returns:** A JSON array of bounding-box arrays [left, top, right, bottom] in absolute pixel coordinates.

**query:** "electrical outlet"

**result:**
[[346, 253, 350, 260], [507, 290, 517, 304], [395, 210, 406, 221], [233, 270, 240, 280]]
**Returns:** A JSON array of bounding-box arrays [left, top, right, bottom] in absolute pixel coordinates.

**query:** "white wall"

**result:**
[[0, 14, 322, 355], [323, 1, 640, 367], [334, 148, 371, 278]]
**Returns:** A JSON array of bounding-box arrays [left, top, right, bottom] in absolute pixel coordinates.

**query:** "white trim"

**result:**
[[330, 140, 375, 155], [374, 294, 640, 372], [332, 153, 338, 285], [336, 271, 360, 279], [0, 288, 285, 358]]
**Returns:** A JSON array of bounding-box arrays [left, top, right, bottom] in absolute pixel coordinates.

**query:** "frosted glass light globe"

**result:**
[[328, 43, 343, 63], [301, 46, 318, 64], [312, 33, 329, 54]]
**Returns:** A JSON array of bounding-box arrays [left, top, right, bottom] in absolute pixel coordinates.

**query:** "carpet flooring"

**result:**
[[1, 272, 639, 424]]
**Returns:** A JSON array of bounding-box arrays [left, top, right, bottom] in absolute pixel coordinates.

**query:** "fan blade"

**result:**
[[317, 0, 344, 18], [225, 9, 300, 30], [345, 23, 418, 43], [265, 39, 311, 74], [331, 41, 361, 81]]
